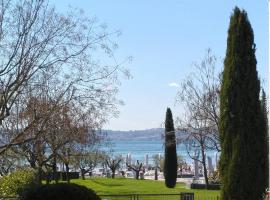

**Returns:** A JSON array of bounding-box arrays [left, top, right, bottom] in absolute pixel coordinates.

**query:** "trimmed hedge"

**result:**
[[22, 183, 100, 200], [42, 171, 80, 181], [177, 174, 194, 178], [177, 174, 204, 178], [190, 183, 221, 190]]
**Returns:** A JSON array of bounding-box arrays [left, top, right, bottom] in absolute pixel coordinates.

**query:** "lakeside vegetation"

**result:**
[[0, 0, 268, 200]]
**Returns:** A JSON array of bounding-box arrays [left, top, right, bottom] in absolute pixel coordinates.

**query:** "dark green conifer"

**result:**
[[260, 89, 269, 190], [220, 7, 265, 199], [164, 108, 177, 188]]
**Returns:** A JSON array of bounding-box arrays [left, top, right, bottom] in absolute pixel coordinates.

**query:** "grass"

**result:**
[[70, 177, 220, 199]]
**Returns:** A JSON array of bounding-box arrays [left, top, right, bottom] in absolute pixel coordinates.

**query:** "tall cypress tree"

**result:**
[[260, 89, 269, 190], [220, 7, 265, 199], [164, 108, 177, 188]]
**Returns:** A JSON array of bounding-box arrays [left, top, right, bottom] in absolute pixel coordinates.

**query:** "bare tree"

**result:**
[[12, 89, 103, 183], [177, 155, 185, 177], [106, 156, 122, 179], [152, 154, 163, 180], [73, 150, 105, 180], [152, 154, 164, 171], [126, 160, 143, 180], [0, 0, 129, 154], [176, 49, 220, 189]]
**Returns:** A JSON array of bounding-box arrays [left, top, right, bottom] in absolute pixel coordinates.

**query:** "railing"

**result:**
[[0, 193, 221, 200], [99, 193, 220, 200]]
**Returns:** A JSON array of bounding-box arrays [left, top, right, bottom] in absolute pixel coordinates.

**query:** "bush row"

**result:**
[[42, 171, 80, 182], [0, 169, 100, 200], [190, 183, 221, 190], [22, 183, 100, 200]]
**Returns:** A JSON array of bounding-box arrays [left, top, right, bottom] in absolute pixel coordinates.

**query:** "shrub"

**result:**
[[208, 170, 220, 184], [22, 183, 101, 200], [0, 168, 38, 197]]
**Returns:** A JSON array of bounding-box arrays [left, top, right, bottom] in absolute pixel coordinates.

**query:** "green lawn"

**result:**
[[70, 178, 220, 199]]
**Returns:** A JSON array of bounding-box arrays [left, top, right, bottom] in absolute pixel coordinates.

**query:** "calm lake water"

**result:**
[[108, 140, 219, 166]]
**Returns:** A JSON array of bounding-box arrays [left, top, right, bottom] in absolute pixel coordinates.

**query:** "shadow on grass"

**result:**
[[89, 179, 124, 187]]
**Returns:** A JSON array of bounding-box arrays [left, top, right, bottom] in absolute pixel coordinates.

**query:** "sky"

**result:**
[[53, 1, 268, 131]]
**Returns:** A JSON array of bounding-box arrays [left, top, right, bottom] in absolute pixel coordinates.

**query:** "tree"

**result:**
[[152, 154, 164, 181], [152, 154, 164, 171], [177, 49, 221, 150], [260, 89, 268, 190], [126, 160, 143, 180], [0, 0, 129, 154], [164, 108, 177, 188], [106, 156, 122, 179], [177, 155, 185, 177], [180, 127, 212, 188], [219, 7, 265, 200], [12, 92, 103, 184], [12, 97, 84, 183], [176, 50, 221, 189], [73, 149, 105, 180]]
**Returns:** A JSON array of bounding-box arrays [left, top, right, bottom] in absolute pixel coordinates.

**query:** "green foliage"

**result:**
[[260, 89, 269, 189], [208, 170, 220, 184], [0, 168, 38, 197], [22, 183, 100, 200], [220, 7, 265, 200], [164, 108, 177, 188]]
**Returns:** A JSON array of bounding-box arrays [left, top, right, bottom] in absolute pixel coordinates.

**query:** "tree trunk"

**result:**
[[81, 169, 85, 180], [155, 168, 158, 180], [45, 171, 50, 184], [65, 163, 70, 183], [52, 155, 58, 183], [135, 171, 139, 180], [29, 160, 36, 169], [201, 145, 209, 189], [112, 169, 115, 179], [37, 165, 43, 185]]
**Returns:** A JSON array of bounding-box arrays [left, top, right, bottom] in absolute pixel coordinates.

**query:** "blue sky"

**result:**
[[53, 1, 268, 130]]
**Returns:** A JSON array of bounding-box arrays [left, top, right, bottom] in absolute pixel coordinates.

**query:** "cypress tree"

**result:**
[[260, 89, 269, 190], [220, 7, 265, 199], [164, 108, 177, 188]]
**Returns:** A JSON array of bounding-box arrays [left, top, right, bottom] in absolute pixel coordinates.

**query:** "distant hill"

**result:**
[[102, 128, 164, 141]]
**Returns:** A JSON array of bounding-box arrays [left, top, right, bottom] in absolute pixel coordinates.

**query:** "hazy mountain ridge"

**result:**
[[102, 128, 164, 141]]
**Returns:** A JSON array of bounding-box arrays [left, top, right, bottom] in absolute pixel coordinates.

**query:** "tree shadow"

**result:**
[[89, 179, 124, 187]]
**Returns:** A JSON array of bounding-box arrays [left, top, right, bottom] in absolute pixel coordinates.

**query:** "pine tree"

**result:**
[[220, 7, 265, 199], [164, 108, 177, 188]]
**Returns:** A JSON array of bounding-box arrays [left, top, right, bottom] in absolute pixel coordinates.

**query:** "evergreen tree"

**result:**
[[260, 89, 269, 189], [220, 7, 265, 199], [164, 108, 177, 188]]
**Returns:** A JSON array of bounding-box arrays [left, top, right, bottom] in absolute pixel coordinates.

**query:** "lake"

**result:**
[[108, 139, 219, 166]]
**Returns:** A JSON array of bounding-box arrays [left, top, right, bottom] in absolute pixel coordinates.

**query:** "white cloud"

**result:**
[[168, 82, 179, 88]]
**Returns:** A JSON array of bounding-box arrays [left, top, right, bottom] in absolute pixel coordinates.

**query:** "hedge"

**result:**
[[190, 183, 221, 190], [21, 183, 100, 200]]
